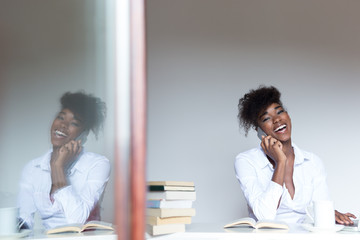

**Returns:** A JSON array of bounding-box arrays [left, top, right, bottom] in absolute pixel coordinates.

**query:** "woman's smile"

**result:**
[[274, 124, 287, 133], [54, 130, 68, 138], [50, 108, 84, 148], [257, 103, 292, 142]]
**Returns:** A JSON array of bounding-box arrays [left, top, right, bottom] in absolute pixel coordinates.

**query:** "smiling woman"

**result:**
[[234, 85, 355, 225], [51, 109, 85, 148], [17, 91, 110, 230]]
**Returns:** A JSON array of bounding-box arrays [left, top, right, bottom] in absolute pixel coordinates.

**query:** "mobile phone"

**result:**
[[75, 130, 89, 145], [257, 127, 267, 140]]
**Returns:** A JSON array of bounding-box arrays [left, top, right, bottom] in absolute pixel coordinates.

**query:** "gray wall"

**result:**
[[2, 0, 360, 227], [0, 0, 115, 225], [147, 0, 360, 223]]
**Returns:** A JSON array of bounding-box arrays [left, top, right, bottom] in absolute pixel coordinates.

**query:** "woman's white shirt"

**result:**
[[17, 149, 111, 229], [235, 143, 330, 223]]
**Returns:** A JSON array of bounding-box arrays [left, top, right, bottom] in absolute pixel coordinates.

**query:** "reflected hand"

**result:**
[[50, 140, 82, 195], [335, 210, 356, 225], [52, 140, 82, 169]]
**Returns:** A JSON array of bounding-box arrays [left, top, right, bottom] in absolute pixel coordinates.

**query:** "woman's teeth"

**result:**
[[275, 125, 286, 132], [55, 130, 67, 137]]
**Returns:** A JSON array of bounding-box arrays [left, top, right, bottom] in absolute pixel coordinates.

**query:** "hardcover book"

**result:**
[[147, 191, 196, 201], [146, 224, 185, 236], [148, 185, 195, 191], [147, 181, 194, 187], [146, 208, 196, 218], [147, 199, 193, 209], [146, 216, 192, 225]]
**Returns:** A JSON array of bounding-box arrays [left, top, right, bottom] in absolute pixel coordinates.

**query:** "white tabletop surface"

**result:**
[[11, 229, 117, 240], [6, 222, 360, 240], [146, 222, 360, 240]]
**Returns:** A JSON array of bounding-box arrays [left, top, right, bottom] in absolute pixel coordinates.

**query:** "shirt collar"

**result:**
[[257, 145, 270, 169], [67, 149, 86, 175], [34, 149, 86, 175], [292, 143, 310, 165], [258, 142, 309, 169], [35, 150, 52, 171]]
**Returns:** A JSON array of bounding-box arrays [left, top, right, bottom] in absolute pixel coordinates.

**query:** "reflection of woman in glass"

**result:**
[[235, 85, 355, 224], [18, 92, 110, 229]]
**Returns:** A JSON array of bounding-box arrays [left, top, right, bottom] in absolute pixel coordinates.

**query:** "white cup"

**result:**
[[0, 207, 20, 236], [306, 200, 335, 228]]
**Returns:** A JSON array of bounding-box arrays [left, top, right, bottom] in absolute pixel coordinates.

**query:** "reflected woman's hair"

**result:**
[[60, 91, 106, 139]]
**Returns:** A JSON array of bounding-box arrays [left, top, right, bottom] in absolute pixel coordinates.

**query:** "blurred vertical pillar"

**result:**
[[130, 0, 147, 239], [114, 0, 146, 240], [114, 0, 130, 239]]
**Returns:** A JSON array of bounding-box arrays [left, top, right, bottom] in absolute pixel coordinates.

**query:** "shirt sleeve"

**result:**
[[235, 155, 284, 220], [17, 163, 36, 229], [52, 157, 110, 224]]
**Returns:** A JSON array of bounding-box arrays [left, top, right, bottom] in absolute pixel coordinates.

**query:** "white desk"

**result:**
[[147, 222, 360, 240], [22, 230, 117, 240]]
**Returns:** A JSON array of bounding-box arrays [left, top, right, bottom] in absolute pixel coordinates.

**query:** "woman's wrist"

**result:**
[[274, 157, 287, 167], [51, 157, 67, 170], [50, 182, 67, 195]]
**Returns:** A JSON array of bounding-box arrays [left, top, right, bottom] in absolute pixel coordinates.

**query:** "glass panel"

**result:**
[[0, 0, 115, 230]]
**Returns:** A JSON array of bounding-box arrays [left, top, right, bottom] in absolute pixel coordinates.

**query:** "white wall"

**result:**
[[147, 0, 360, 223], [0, 0, 115, 224], [2, 0, 360, 228]]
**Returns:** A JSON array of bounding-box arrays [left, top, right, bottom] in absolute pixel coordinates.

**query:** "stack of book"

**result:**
[[146, 181, 196, 236]]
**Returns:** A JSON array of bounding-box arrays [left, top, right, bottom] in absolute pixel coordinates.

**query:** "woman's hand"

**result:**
[[50, 140, 82, 195], [335, 210, 356, 225], [51, 140, 82, 169], [260, 135, 286, 165]]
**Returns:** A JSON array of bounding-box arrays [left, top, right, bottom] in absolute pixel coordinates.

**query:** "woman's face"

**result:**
[[50, 108, 85, 148], [257, 103, 291, 142]]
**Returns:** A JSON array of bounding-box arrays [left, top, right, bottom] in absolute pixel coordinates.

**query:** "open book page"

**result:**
[[46, 221, 114, 234], [255, 219, 289, 229], [82, 221, 114, 231], [224, 217, 288, 229], [46, 223, 84, 234], [224, 217, 257, 228]]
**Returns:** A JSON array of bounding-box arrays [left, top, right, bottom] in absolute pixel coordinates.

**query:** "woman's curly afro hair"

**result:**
[[60, 91, 106, 139], [237, 85, 283, 136]]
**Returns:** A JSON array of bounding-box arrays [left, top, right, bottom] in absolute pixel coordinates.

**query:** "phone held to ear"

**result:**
[[257, 127, 267, 140], [75, 131, 88, 145]]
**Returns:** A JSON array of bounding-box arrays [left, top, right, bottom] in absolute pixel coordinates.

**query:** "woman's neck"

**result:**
[[282, 139, 294, 158]]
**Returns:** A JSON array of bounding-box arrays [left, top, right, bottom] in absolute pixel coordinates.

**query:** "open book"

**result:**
[[224, 217, 289, 230], [46, 221, 114, 234]]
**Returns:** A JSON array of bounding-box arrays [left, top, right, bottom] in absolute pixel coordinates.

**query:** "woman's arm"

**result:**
[[260, 136, 287, 186], [235, 136, 294, 220], [51, 157, 110, 224], [235, 154, 284, 220], [50, 140, 82, 195]]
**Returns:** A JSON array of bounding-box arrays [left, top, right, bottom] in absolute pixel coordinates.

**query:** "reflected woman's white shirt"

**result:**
[[17, 149, 110, 229]]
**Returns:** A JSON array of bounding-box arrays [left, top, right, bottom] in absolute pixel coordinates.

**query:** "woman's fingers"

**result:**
[[345, 212, 357, 218], [261, 136, 281, 152], [336, 211, 355, 225]]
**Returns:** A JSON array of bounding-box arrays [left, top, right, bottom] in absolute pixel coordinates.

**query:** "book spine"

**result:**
[[147, 200, 193, 209], [147, 191, 196, 200], [146, 208, 196, 218], [146, 216, 192, 225], [146, 224, 185, 236], [148, 186, 166, 191], [148, 186, 195, 191]]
